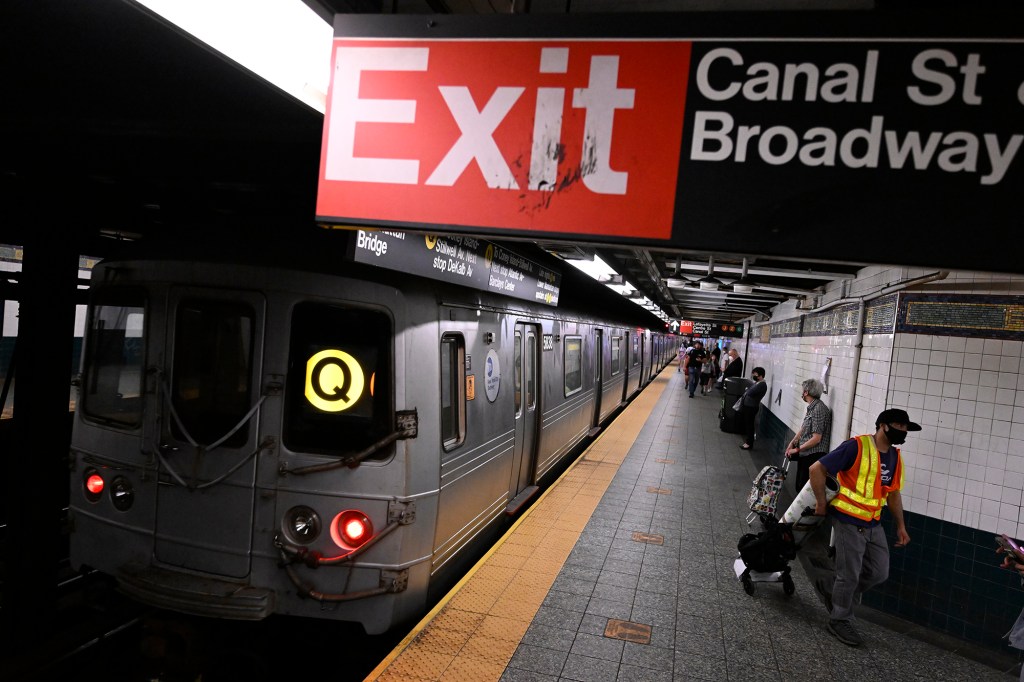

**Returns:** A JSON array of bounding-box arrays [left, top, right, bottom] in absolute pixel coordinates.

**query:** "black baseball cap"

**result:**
[[875, 408, 922, 431]]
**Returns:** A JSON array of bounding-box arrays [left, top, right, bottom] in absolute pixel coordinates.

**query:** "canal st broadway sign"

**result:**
[[316, 12, 1023, 273]]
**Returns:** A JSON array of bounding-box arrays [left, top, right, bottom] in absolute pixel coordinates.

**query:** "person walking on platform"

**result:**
[[785, 379, 833, 493], [683, 340, 707, 398], [677, 341, 686, 372], [699, 349, 717, 395], [738, 367, 766, 449], [809, 408, 916, 648]]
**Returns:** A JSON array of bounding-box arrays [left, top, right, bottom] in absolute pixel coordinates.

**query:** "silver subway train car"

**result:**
[[68, 236, 673, 634]]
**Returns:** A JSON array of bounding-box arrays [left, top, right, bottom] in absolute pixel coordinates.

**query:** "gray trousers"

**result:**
[[831, 519, 889, 622]]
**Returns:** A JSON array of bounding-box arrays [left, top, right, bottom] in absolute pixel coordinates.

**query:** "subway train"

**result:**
[[68, 230, 674, 635]]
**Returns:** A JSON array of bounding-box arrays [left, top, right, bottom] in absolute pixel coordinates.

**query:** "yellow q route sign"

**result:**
[[305, 349, 365, 412]]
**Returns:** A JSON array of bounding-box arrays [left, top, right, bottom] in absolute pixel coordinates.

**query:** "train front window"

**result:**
[[285, 303, 392, 457], [171, 300, 254, 448], [81, 289, 146, 427]]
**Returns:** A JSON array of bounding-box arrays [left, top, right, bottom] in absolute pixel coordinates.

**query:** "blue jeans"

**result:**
[[687, 367, 700, 396]]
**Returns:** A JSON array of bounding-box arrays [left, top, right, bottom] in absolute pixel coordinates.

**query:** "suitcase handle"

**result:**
[[778, 453, 791, 473]]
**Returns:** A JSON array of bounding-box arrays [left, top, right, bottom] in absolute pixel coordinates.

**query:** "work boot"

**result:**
[[828, 619, 863, 647]]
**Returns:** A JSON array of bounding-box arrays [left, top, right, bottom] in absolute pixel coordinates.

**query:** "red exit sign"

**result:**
[[317, 40, 691, 239]]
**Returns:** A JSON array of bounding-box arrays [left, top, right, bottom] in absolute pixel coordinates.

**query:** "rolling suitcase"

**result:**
[[735, 512, 797, 595], [745, 455, 790, 525]]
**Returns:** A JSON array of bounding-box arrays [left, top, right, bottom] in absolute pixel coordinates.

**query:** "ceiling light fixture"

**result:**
[[666, 255, 688, 288], [731, 257, 756, 294], [697, 256, 722, 291]]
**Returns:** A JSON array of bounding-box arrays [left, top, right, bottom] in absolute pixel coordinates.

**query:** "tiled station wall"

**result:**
[[745, 267, 1024, 650]]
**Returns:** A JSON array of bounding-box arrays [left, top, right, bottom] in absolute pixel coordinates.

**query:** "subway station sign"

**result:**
[[350, 229, 561, 306], [316, 13, 1023, 273], [678, 320, 745, 338]]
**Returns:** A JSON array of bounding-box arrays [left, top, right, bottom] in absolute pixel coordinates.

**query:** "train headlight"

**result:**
[[283, 506, 321, 545], [110, 476, 134, 511], [330, 510, 373, 550], [84, 469, 104, 503]]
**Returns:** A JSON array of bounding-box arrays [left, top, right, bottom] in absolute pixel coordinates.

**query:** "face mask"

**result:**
[[885, 425, 908, 445]]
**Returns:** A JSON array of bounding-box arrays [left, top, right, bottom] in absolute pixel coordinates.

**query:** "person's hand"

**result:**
[[785, 447, 799, 460], [997, 547, 1024, 573], [814, 502, 827, 516], [894, 527, 911, 547]]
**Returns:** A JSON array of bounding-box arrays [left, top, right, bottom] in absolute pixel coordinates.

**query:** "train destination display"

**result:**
[[316, 12, 1022, 274], [350, 229, 561, 306]]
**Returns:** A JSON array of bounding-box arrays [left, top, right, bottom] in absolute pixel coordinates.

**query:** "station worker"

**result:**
[[785, 378, 833, 494], [809, 408, 917, 648]]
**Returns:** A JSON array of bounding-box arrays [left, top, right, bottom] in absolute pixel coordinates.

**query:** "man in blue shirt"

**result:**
[[809, 408, 916, 647]]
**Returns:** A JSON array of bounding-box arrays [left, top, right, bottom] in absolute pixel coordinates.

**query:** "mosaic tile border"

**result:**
[[768, 293, 897, 339], [897, 293, 1024, 340]]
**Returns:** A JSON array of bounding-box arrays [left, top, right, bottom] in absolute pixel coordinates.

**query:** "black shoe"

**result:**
[[828, 619, 862, 647]]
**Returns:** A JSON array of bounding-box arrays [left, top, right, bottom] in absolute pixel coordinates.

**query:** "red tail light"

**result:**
[[84, 470, 104, 502], [331, 510, 373, 550]]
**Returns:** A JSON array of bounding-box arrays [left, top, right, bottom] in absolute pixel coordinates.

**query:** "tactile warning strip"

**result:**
[[366, 369, 671, 681]]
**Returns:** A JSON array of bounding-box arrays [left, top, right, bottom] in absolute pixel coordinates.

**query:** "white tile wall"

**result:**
[[757, 266, 1024, 537], [890, 331, 1024, 537]]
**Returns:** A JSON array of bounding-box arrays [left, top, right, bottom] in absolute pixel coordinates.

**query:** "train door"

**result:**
[[641, 335, 647, 377], [592, 328, 603, 432], [509, 322, 540, 506], [153, 288, 264, 578]]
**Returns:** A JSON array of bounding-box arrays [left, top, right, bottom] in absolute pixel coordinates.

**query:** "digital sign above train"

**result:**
[[675, 320, 745, 339], [348, 229, 561, 306]]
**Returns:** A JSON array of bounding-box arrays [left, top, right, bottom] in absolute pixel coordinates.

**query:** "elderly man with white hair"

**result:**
[[785, 378, 833, 494]]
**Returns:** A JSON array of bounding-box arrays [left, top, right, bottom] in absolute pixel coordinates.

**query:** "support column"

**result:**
[[2, 232, 79, 642]]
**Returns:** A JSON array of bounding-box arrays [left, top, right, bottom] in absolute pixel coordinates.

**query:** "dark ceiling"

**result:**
[[1, 0, 1007, 323]]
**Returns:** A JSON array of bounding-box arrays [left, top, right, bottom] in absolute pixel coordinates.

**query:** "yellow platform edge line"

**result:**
[[364, 367, 674, 681]]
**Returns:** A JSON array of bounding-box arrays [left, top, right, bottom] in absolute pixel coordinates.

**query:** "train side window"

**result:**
[[564, 335, 582, 397], [81, 288, 146, 428], [632, 335, 639, 366], [285, 303, 392, 458], [171, 299, 254, 448], [611, 336, 622, 376], [440, 334, 465, 451]]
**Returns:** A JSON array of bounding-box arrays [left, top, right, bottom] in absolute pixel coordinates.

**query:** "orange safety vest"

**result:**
[[830, 434, 903, 523]]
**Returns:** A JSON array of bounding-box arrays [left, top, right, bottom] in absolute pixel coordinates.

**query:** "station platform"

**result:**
[[367, 366, 1018, 681]]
